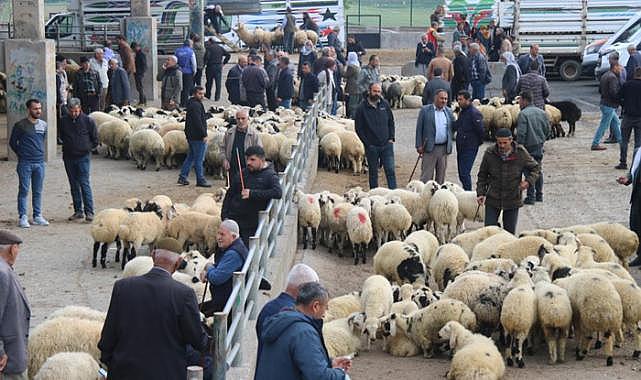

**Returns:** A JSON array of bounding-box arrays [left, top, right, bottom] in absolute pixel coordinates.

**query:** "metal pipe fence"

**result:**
[[211, 86, 328, 380]]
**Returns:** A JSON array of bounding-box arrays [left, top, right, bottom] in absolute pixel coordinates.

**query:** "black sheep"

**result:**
[[548, 101, 582, 137]]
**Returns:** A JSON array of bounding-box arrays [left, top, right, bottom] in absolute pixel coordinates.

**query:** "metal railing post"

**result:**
[[212, 312, 227, 380], [248, 236, 262, 319], [231, 272, 246, 367], [187, 366, 204, 380]]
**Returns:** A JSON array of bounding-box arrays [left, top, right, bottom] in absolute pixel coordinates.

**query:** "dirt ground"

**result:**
[[298, 107, 641, 378]]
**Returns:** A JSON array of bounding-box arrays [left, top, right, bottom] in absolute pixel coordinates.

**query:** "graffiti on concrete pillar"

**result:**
[[7, 46, 46, 115], [126, 19, 151, 50]]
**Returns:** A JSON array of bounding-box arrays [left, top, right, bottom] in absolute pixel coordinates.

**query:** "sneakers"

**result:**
[[18, 215, 30, 228], [68, 212, 84, 221], [196, 182, 212, 188], [535, 195, 543, 202], [32, 215, 49, 226], [85, 213, 94, 222], [524, 198, 536, 205], [177, 178, 190, 186], [591, 145, 607, 151], [615, 163, 628, 170], [603, 139, 619, 144]]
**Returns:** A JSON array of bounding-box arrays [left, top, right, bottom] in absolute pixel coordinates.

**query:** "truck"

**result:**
[[497, 0, 641, 81]]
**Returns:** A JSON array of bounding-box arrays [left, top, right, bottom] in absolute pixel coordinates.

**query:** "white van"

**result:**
[[595, 11, 641, 78]]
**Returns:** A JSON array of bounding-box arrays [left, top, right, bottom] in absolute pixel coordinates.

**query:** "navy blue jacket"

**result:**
[[226, 64, 243, 104], [277, 67, 294, 100], [60, 113, 99, 159], [256, 292, 295, 361], [454, 105, 484, 150], [300, 72, 319, 103], [355, 98, 395, 147], [9, 118, 47, 162], [206, 238, 248, 313], [254, 310, 345, 380], [109, 67, 131, 105]]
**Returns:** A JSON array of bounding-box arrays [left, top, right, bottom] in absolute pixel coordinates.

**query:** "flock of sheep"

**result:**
[[233, 22, 319, 49], [316, 218, 641, 379]]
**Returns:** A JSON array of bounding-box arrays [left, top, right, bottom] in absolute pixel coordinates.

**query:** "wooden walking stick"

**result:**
[[236, 148, 245, 191], [408, 139, 428, 184]]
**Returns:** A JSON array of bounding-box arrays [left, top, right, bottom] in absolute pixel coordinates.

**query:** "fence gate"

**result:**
[[345, 14, 381, 49]]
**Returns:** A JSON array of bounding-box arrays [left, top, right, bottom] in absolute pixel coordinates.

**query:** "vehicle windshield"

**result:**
[[614, 18, 641, 44]]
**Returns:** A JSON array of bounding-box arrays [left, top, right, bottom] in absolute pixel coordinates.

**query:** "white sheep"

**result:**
[[373, 241, 427, 287], [531, 267, 573, 364], [121, 256, 153, 277], [337, 130, 365, 175], [576, 233, 619, 263], [379, 285, 421, 357], [438, 321, 505, 380], [465, 258, 517, 278], [589, 222, 640, 269], [118, 209, 172, 268], [406, 179, 425, 193], [518, 228, 560, 244], [90, 208, 129, 268], [371, 196, 412, 248], [470, 231, 517, 261], [411, 285, 442, 308], [128, 128, 165, 171], [327, 202, 354, 257], [555, 272, 623, 366], [451, 226, 505, 257], [402, 95, 423, 109], [359, 275, 394, 350], [123, 197, 143, 212], [575, 246, 634, 281], [390, 298, 477, 358], [428, 187, 459, 243], [541, 251, 574, 280], [432, 244, 470, 291], [453, 190, 485, 233], [98, 118, 132, 159], [48, 306, 106, 322], [161, 130, 188, 168], [494, 236, 554, 264], [404, 230, 439, 268], [28, 317, 103, 377], [610, 278, 641, 358], [388, 187, 434, 232], [33, 352, 100, 380], [320, 132, 342, 173], [191, 193, 221, 216], [166, 211, 221, 254], [322, 313, 363, 359], [346, 206, 373, 265], [294, 190, 322, 250], [325, 291, 361, 322], [500, 269, 537, 368]]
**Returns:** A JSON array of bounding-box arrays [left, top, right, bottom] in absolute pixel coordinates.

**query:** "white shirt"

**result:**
[[434, 107, 448, 144], [89, 58, 109, 89], [632, 148, 641, 181]]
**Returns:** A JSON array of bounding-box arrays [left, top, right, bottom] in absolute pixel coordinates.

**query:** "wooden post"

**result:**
[[212, 312, 227, 380], [231, 272, 246, 367], [513, 0, 521, 55]]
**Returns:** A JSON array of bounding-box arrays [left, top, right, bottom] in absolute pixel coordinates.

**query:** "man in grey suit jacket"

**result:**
[[0, 230, 30, 380], [415, 89, 455, 184]]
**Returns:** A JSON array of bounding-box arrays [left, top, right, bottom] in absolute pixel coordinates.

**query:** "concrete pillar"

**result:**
[[125, 17, 159, 103], [190, 0, 204, 39], [130, 0, 151, 17], [5, 0, 56, 162]]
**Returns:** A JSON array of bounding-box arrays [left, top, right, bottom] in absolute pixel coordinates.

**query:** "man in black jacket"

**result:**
[[132, 42, 147, 105], [454, 90, 484, 191], [276, 56, 294, 109], [451, 44, 471, 97], [355, 82, 397, 189], [99, 249, 210, 380], [73, 56, 102, 114], [298, 62, 319, 111], [415, 34, 435, 77], [618, 66, 641, 170], [242, 55, 268, 108], [222, 146, 282, 246], [178, 86, 211, 187], [59, 98, 99, 222], [226, 55, 247, 105], [204, 38, 231, 101]]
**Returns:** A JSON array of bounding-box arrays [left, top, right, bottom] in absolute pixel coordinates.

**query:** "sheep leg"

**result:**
[[615, 328, 624, 348], [593, 332, 602, 350], [515, 333, 526, 368], [633, 323, 641, 358], [100, 243, 109, 269], [543, 326, 557, 364], [361, 243, 367, 264], [505, 332, 513, 366], [604, 331, 614, 366], [121, 245, 130, 270], [115, 239, 122, 262], [302, 226, 309, 250], [92, 241, 101, 268], [311, 228, 317, 250], [352, 243, 358, 265], [337, 234, 344, 257]]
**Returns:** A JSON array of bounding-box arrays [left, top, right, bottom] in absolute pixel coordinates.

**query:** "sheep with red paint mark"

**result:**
[[294, 190, 322, 250], [346, 206, 373, 265]]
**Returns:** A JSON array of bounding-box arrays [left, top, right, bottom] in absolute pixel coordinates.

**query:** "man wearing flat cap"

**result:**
[[476, 128, 540, 234], [0, 230, 31, 380]]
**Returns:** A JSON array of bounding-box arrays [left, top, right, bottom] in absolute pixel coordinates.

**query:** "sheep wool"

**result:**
[[33, 352, 100, 380], [451, 225, 505, 257], [325, 292, 361, 322], [500, 269, 537, 368], [359, 275, 394, 349], [373, 241, 427, 287], [346, 206, 373, 264], [533, 274, 573, 364], [322, 314, 362, 359], [432, 244, 470, 291]]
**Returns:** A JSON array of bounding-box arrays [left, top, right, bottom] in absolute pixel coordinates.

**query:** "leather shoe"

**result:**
[[177, 178, 189, 186], [604, 139, 619, 144], [629, 255, 641, 267], [615, 163, 628, 170], [591, 145, 607, 151], [196, 182, 212, 188], [535, 195, 543, 202], [524, 198, 535, 205]]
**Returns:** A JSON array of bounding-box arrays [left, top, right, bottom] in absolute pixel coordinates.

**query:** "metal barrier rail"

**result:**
[[211, 86, 329, 379]]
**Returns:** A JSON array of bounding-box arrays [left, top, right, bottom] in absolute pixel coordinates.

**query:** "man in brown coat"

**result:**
[[427, 48, 454, 81], [221, 108, 263, 179], [116, 35, 136, 76], [476, 128, 540, 234]]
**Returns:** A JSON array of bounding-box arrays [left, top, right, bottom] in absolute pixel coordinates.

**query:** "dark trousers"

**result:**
[[456, 145, 479, 191], [134, 73, 146, 104], [451, 81, 469, 99], [284, 31, 294, 53], [471, 80, 485, 100], [365, 142, 397, 189], [631, 189, 641, 257], [64, 154, 94, 215], [266, 87, 277, 111], [485, 205, 519, 234], [195, 68, 203, 86], [181, 73, 194, 107], [246, 91, 266, 108], [620, 116, 641, 165], [81, 95, 99, 114], [205, 64, 223, 100], [525, 145, 543, 200]]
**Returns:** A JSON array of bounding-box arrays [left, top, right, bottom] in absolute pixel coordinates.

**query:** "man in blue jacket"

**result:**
[[175, 39, 197, 107], [200, 219, 248, 315], [415, 89, 455, 184], [9, 99, 49, 228], [276, 56, 294, 109], [255, 282, 352, 380], [255, 264, 319, 362], [453, 90, 484, 190]]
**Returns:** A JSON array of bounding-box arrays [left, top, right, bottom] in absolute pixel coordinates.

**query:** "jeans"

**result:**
[[456, 146, 479, 191], [331, 98, 338, 115], [620, 116, 641, 164], [284, 31, 294, 53], [526, 153, 543, 200], [205, 64, 223, 101], [181, 73, 194, 107], [485, 205, 519, 234], [471, 80, 485, 100], [134, 73, 146, 104], [593, 105, 621, 146], [179, 140, 207, 183], [64, 154, 94, 215], [365, 142, 397, 189], [246, 92, 266, 108], [279, 98, 292, 109], [17, 161, 45, 218], [416, 63, 428, 77]]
